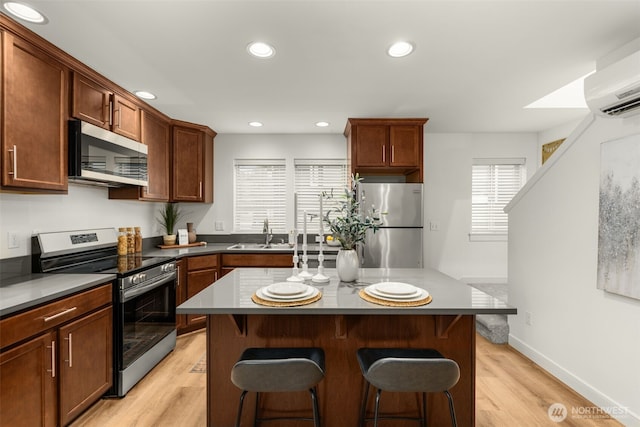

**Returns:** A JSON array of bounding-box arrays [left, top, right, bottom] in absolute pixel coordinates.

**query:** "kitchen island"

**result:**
[[177, 267, 516, 427]]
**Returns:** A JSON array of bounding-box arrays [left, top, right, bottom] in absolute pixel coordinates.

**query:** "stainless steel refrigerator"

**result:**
[[358, 182, 424, 268]]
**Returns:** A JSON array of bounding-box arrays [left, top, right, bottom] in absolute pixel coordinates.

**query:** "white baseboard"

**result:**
[[509, 334, 639, 426]]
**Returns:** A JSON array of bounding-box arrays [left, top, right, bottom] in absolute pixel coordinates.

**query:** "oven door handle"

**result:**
[[121, 272, 175, 303]]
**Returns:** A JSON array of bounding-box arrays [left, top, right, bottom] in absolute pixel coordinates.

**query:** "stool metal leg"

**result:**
[[235, 390, 248, 427], [444, 390, 457, 427], [421, 392, 427, 427], [309, 387, 321, 427], [373, 389, 383, 427], [254, 392, 260, 427], [359, 381, 371, 427]]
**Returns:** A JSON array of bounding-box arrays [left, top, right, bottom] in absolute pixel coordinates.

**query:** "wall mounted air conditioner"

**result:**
[[584, 49, 640, 118]]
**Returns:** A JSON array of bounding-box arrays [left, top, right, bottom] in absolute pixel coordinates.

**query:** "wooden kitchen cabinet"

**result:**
[[109, 109, 171, 201], [1, 25, 68, 192], [175, 259, 187, 333], [179, 254, 219, 334], [72, 72, 141, 141], [221, 253, 293, 277], [345, 118, 428, 182], [0, 331, 57, 427], [171, 120, 215, 203], [0, 283, 112, 426], [58, 306, 112, 426]]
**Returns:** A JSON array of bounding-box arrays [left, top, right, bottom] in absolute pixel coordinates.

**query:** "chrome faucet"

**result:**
[[263, 218, 272, 246]]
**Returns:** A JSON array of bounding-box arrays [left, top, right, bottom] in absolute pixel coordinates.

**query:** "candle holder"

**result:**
[[312, 194, 330, 283], [286, 230, 304, 282], [298, 210, 313, 280]]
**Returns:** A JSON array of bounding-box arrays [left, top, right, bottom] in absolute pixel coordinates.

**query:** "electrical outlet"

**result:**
[[215, 221, 224, 231], [429, 221, 440, 231], [7, 232, 19, 249], [525, 311, 532, 326]]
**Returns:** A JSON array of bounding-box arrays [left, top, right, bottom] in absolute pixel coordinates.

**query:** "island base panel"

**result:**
[[206, 314, 475, 427]]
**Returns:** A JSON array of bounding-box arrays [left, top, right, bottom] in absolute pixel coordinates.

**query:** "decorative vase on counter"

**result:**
[[336, 249, 359, 282], [187, 222, 197, 244]]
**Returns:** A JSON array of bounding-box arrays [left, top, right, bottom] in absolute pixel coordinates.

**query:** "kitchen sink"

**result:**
[[226, 243, 293, 250]]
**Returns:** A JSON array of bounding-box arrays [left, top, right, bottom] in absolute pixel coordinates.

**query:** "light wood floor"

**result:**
[[70, 331, 621, 427]]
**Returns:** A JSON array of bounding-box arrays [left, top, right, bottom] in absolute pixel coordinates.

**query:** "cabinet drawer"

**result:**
[[187, 254, 218, 270], [221, 254, 293, 268], [0, 283, 112, 350]]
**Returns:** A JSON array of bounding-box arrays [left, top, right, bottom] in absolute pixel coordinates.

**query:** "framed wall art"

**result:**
[[597, 133, 640, 300]]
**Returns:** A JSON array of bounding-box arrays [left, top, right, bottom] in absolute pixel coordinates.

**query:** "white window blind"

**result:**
[[234, 159, 286, 233], [294, 159, 347, 235], [471, 158, 526, 236]]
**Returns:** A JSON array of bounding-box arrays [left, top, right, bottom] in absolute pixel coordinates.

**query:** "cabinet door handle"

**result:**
[[114, 109, 121, 128], [64, 333, 73, 367], [43, 307, 77, 322], [391, 145, 395, 163], [382, 145, 385, 162], [108, 100, 114, 126], [199, 181, 202, 198], [8, 145, 17, 178], [47, 340, 56, 378], [214, 271, 218, 281]]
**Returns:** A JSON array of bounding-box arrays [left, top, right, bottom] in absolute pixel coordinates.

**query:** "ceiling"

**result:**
[[7, 0, 640, 134]]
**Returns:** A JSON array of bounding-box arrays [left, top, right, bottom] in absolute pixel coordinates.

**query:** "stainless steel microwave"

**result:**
[[68, 120, 148, 187]]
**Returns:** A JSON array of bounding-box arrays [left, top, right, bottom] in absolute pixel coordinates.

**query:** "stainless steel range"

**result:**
[[32, 228, 176, 397]]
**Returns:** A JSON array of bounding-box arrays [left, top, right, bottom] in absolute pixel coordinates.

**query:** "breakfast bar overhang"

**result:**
[[177, 268, 517, 427]]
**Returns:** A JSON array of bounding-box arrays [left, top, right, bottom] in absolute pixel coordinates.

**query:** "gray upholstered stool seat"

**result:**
[[357, 348, 460, 427], [231, 347, 325, 427]]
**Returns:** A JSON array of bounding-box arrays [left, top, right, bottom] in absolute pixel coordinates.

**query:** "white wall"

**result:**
[[200, 133, 347, 235], [423, 132, 538, 282], [0, 184, 162, 259], [2, 130, 537, 287], [507, 114, 640, 426], [0, 133, 346, 259]]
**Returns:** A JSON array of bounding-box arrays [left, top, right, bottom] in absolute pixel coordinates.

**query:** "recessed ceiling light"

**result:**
[[3, 1, 47, 24], [387, 41, 414, 58], [247, 42, 275, 59], [525, 71, 594, 109], [315, 121, 330, 127], [134, 90, 157, 100], [248, 121, 263, 127]]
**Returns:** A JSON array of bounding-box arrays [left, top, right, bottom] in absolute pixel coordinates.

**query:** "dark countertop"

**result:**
[[0, 273, 117, 317], [144, 242, 339, 258], [0, 243, 338, 317], [177, 267, 518, 316]]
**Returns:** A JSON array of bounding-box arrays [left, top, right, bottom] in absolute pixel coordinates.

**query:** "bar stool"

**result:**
[[357, 348, 460, 427], [230, 347, 325, 427]]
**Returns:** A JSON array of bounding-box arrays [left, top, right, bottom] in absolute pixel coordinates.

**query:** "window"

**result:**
[[471, 158, 526, 239], [234, 159, 286, 233], [294, 159, 347, 235]]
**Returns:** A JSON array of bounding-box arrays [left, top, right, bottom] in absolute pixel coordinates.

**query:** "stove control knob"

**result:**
[[131, 274, 140, 285], [162, 263, 175, 273]]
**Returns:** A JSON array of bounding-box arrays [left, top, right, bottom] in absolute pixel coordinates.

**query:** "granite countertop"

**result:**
[[0, 273, 117, 317], [0, 243, 338, 317], [145, 242, 339, 258], [177, 267, 517, 316]]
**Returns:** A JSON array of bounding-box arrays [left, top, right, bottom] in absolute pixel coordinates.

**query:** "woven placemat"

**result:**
[[358, 289, 432, 307], [251, 291, 323, 307]]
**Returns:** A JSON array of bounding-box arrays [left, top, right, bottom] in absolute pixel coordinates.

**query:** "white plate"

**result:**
[[364, 285, 429, 302], [371, 282, 419, 296], [257, 286, 319, 302], [266, 282, 308, 296]]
